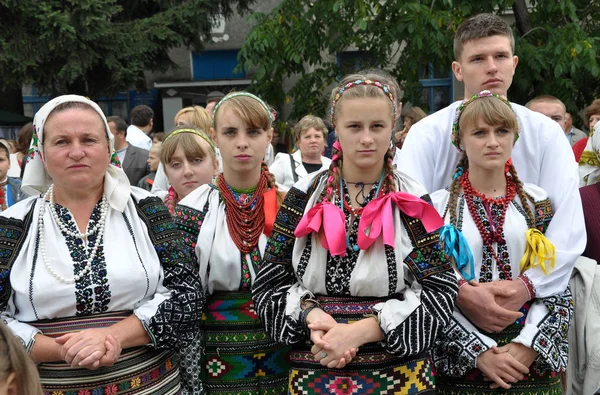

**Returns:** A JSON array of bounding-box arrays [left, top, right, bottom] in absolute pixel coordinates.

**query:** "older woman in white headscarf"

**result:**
[[0, 95, 202, 394], [579, 122, 600, 186]]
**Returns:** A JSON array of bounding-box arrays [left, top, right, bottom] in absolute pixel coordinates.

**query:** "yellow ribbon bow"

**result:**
[[519, 229, 556, 275]]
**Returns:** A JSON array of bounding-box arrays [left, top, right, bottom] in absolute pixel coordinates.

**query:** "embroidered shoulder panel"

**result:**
[[264, 186, 311, 265], [134, 196, 192, 266], [174, 202, 209, 251], [400, 195, 452, 281], [534, 198, 553, 234], [0, 201, 36, 311]]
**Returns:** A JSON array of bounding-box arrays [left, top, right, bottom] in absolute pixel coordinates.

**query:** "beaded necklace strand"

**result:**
[[39, 184, 109, 284], [460, 171, 516, 276], [218, 174, 267, 254]]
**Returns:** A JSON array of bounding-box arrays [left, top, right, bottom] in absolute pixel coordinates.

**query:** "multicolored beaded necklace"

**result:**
[[218, 174, 266, 254], [460, 171, 516, 276]]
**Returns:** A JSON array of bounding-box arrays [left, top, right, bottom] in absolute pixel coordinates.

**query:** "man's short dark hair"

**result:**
[[107, 116, 128, 137], [130, 105, 154, 127], [454, 13, 515, 61]]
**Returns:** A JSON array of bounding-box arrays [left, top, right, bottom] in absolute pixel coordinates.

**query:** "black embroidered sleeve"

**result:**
[[531, 287, 573, 374], [253, 185, 313, 345], [401, 210, 453, 281], [431, 313, 491, 376], [381, 270, 458, 355], [172, 200, 211, 394], [377, 212, 457, 355], [0, 201, 36, 312], [134, 196, 204, 351]]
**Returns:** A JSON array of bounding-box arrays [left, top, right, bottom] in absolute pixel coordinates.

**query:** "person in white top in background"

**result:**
[[398, 13, 585, 333], [126, 105, 153, 151], [269, 115, 331, 188]]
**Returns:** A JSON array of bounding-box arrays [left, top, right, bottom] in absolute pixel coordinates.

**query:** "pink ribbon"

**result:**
[[358, 192, 444, 250], [294, 202, 347, 257]]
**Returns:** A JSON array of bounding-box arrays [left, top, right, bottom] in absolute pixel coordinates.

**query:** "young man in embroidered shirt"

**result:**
[[398, 13, 584, 335]]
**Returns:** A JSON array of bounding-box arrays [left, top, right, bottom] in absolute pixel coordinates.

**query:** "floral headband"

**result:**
[[452, 90, 519, 151], [164, 128, 216, 154], [211, 92, 273, 128], [330, 79, 396, 125]]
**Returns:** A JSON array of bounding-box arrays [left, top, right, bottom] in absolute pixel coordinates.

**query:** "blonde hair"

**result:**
[[0, 322, 43, 395], [160, 129, 217, 173], [149, 142, 162, 156], [293, 115, 327, 143], [174, 106, 211, 132]]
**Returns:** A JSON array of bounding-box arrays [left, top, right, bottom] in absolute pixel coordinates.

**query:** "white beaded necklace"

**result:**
[[39, 185, 109, 284]]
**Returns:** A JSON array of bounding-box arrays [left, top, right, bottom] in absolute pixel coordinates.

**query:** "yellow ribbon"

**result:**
[[519, 229, 555, 275]]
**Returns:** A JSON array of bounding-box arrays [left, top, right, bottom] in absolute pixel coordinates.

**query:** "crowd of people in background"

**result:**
[[0, 11, 598, 395]]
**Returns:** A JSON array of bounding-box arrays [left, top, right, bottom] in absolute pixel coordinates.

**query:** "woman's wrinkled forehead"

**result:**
[[43, 106, 110, 143]]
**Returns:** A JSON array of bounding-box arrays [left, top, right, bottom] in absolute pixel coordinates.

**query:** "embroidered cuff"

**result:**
[[518, 274, 535, 300], [299, 304, 322, 332]]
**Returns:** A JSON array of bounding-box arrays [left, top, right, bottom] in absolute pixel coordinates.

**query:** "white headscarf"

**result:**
[[21, 95, 131, 212]]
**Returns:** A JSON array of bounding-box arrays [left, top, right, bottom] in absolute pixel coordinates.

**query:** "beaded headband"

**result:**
[[211, 92, 273, 128], [330, 79, 396, 125], [164, 128, 216, 155], [451, 90, 519, 151]]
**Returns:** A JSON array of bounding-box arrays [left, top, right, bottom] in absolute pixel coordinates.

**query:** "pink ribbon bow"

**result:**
[[358, 192, 444, 250], [294, 202, 347, 257]]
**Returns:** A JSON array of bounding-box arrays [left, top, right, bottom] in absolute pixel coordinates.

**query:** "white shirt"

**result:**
[[269, 150, 332, 189], [115, 146, 128, 165], [1, 191, 171, 348], [398, 101, 585, 298], [126, 125, 152, 151]]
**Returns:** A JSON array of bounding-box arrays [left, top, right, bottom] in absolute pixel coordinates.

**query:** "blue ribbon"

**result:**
[[440, 224, 475, 281]]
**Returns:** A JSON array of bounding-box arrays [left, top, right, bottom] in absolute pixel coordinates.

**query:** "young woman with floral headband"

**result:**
[[252, 72, 458, 393], [430, 91, 572, 394], [174, 92, 288, 394]]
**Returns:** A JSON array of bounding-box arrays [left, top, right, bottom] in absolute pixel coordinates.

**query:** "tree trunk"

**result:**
[[512, 0, 532, 37]]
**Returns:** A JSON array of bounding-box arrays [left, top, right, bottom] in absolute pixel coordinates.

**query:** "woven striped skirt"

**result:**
[[436, 323, 562, 395], [201, 291, 290, 394], [31, 311, 181, 395], [288, 295, 436, 395]]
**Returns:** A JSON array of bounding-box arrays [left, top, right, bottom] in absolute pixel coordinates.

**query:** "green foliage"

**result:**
[[509, 0, 600, 120], [0, 0, 254, 97], [239, 0, 600, 120]]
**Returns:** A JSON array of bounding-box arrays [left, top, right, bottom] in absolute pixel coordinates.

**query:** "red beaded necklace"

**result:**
[[460, 171, 516, 273], [218, 173, 267, 254]]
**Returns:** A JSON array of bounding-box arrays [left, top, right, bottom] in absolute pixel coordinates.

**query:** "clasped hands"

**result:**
[[457, 279, 537, 389], [305, 308, 368, 369], [55, 328, 122, 370]]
